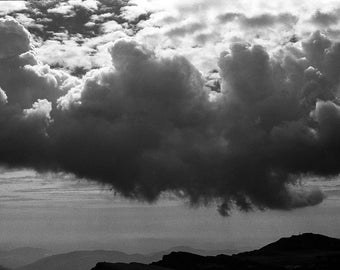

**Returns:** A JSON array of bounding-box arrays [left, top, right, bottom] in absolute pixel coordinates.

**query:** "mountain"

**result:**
[[17, 250, 151, 270], [93, 262, 170, 270], [91, 233, 340, 270], [146, 246, 236, 262], [92, 251, 280, 270], [254, 233, 340, 253], [235, 233, 340, 269], [0, 247, 49, 269], [17, 246, 236, 270], [151, 251, 279, 270]]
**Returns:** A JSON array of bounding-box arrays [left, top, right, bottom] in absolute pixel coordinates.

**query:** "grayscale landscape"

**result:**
[[1, 1, 340, 269]]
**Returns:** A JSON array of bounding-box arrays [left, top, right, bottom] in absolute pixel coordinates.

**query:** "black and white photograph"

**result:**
[[0, 0, 340, 269]]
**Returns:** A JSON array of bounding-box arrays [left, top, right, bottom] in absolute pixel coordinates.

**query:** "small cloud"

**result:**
[[309, 10, 339, 27], [166, 22, 206, 38]]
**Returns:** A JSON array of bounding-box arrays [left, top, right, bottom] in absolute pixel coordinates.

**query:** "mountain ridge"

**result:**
[[4, 233, 339, 270], [92, 233, 340, 270], [0, 247, 49, 269], [16, 246, 236, 270]]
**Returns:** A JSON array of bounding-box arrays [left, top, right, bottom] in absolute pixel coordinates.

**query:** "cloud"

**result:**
[[0, 87, 8, 104], [10, 0, 129, 41], [0, 17, 31, 59], [218, 12, 298, 28], [166, 22, 206, 38], [24, 99, 52, 122], [4, 0, 151, 76], [241, 13, 298, 28], [0, 1, 26, 15], [217, 12, 242, 23], [4, 16, 340, 215], [6, 0, 340, 79], [310, 10, 340, 27]]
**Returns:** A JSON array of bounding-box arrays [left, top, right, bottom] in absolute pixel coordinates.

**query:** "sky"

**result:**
[[1, 0, 340, 253]]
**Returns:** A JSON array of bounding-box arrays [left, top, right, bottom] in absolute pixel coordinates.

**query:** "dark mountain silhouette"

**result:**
[[150, 251, 280, 270], [146, 246, 236, 261], [92, 262, 170, 270], [234, 233, 340, 269], [0, 247, 48, 269], [91, 233, 340, 270], [245, 233, 340, 254]]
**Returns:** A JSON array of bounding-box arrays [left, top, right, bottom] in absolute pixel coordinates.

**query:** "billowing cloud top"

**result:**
[[2, 1, 340, 215], [0, 16, 31, 59]]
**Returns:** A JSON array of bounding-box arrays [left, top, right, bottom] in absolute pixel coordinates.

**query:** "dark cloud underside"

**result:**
[[2, 6, 340, 215]]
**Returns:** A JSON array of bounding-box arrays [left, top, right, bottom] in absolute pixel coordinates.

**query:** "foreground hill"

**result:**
[[234, 233, 340, 269], [92, 233, 340, 270], [151, 251, 279, 270], [244, 233, 340, 254], [92, 262, 170, 270]]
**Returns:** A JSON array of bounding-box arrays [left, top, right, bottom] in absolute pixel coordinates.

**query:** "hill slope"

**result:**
[[257, 233, 340, 253]]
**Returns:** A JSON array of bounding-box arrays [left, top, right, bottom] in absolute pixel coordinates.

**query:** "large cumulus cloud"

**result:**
[[0, 17, 77, 169], [3, 17, 340, 215]]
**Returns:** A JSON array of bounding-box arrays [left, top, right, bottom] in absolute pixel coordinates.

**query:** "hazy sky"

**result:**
[[1, 0, 340, 253], [1, 168, 340, 253]]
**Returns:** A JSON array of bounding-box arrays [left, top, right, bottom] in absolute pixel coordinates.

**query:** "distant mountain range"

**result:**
[[17, 250, 149, 270], [12, 246, 236, 270], [1, 233, 339, 270], [92, 233, 340, 270], [0, 247, 49, 269]]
